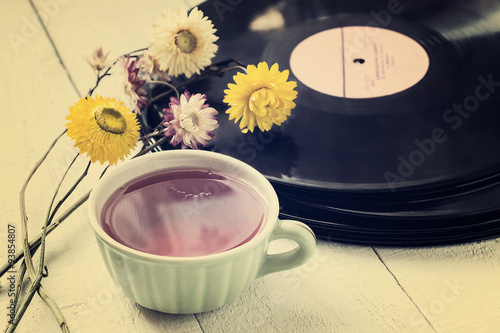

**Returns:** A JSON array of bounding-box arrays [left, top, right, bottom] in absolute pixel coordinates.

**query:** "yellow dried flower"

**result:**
[[223, 62, 297, 133], [65, 96, 140, 165]]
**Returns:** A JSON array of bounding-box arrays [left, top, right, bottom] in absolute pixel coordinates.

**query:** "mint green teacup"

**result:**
[[87, 150, 316, 314]]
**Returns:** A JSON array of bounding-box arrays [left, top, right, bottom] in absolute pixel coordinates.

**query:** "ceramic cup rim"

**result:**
[[87, 150, 280, 263]]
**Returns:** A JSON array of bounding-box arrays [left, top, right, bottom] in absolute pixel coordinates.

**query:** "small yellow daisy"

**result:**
[[223, 62, 298, 133], [65, 96, 140, 165]]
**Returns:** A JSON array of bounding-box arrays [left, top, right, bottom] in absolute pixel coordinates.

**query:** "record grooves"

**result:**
[[141, 0, 500, 246]]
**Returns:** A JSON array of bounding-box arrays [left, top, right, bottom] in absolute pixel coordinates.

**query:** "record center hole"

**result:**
[[353, 58, 365, 64]]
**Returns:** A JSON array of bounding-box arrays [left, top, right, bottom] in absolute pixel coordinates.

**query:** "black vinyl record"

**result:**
[[195, 0, 500, 193], [142, 0, 500, 245]]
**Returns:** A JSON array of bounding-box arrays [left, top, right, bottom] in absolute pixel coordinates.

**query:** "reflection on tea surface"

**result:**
[[100, 169, 266, 257]]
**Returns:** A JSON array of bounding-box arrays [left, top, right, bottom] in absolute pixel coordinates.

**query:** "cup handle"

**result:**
[[256, 219, 316, 278]]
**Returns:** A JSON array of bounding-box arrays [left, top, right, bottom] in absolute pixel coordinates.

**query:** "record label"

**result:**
[[289, 26, 429, 98]]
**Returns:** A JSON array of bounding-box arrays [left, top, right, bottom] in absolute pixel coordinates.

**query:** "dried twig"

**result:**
[[0, 191, 90, 279], [5, 130, 70, 333]]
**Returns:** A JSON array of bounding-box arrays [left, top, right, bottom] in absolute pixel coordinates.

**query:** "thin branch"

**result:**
[[5, 270, 43, 333], [0, 153, 92, 279], [127, 47, 149, 56], [37, 287, 70, 333], [40, 154, 80, 272], [12, 261, 26, 313], [0, 159, 112, 279], [6, 129, 70, 333], [88, 47, 149, 96], [0, 191, 91, 279], [29, 160, 91, 331], [0, 160, 106, 279], [47, 157, 89, 225], [21, 130, 67, 276]]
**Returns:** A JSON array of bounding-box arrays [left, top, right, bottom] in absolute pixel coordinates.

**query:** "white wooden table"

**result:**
[[1, 1, 499, 332]]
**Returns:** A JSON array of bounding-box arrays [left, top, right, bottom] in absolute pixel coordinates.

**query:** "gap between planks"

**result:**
[[28, 0, 82, 98], [372, 247, 438, 333]]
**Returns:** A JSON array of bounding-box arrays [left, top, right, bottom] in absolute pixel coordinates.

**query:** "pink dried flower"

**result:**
[[87, 47, 111, 71], [163, 91, 219, 149], [120, 56, 148, 114]]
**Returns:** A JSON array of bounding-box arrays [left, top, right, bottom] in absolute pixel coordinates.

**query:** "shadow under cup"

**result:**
[[88, 150, 316, 314]]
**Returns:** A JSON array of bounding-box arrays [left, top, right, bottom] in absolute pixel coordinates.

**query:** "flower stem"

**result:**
[[136, 135, 169, 157], [147, 80, 180, 99], [147, 59, 247, 105], [219, 65, 248, 74], [139, 129, 166, 141]]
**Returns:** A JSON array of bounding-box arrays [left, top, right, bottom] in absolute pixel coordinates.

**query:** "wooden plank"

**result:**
[[34, 0, 192, 99], [0, 2, 83, 332], [194, 240, 436, 332], [0, 0, 203, 332], [375, 239, 500, 333]]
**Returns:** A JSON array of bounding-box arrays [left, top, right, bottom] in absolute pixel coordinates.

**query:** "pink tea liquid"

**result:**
[[100, 169, 266, 257]]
